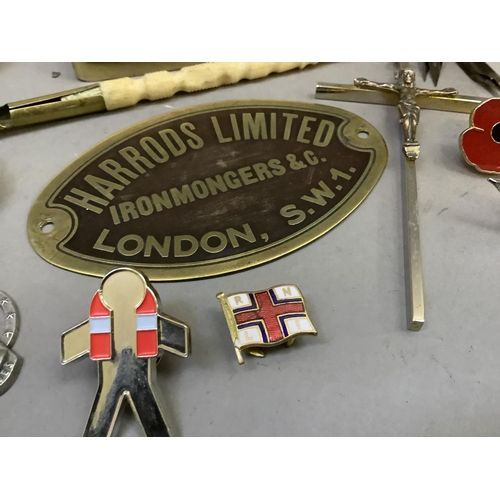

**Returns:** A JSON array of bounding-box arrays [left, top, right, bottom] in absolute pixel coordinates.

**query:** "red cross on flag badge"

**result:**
[[217, 285, 317, 364]]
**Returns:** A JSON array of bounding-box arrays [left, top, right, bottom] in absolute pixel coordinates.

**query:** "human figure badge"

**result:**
[[217, 285, 317, 365], [61, 268, 190, 437]]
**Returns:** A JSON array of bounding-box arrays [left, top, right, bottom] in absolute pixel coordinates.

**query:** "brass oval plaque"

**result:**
[[28, 100, 387, 280]]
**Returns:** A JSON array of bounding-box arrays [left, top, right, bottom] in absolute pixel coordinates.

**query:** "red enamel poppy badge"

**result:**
[[461, 98, 500, 173]]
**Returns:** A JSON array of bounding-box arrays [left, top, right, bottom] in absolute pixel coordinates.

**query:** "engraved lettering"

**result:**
[[117, 234, 144, 257], [223, 171, 242, 189], [170, 185, 195, 206], [301, 181, 336, 206], [200, 231, 228, 253], [242, 112, 268, 140], [303, 150, 319, 165], [280, 204, 306, 225], [136, 196, 154, 216], [206, 175, 229, 195], [330, 168, 352, 181], [158, 129, 188, 156], [270, 112, 277, 139], [140, 137, 170, 163], [119, 146, 154, 172], [152, 191, 173, 211], [229, 114, 241, 140], [93, 229, 115, 253], [84, 175, 124, 200], [283, 113, 299, 140], [267, 159, 286, 176], [119, 201, 140, 222], [191, 180, 210, 199], [98, 159, 138, 184], [297, 116, 317, 144], [252, 162, 273, 181], [211, 117, 232, 143], [237, 166, 259, 185], [144, 235, 171, 257], [64, 188, 109, 213], [109, 205, 121, 225], [174, 235, 199, 257], [313, 120, 335, 147], [180, 122, 204, 149], [227, 224, 256, 248]]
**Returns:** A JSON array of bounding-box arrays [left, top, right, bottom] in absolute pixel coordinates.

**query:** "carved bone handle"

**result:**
[[100, 62, 316, 110]]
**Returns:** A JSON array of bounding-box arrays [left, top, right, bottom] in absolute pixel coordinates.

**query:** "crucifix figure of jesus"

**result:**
[[316, 66, 460, 331], [352, 68, 457, 330], [354, 69, 458, 160]]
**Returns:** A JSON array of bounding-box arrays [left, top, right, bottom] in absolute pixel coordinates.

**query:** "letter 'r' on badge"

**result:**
[[217, 284, 317, 365], [460, 98, 500, 173]]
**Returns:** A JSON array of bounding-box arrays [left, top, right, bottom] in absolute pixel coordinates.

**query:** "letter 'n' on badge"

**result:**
[[61, 267, 190, 437], [217, 285, 317, 364]]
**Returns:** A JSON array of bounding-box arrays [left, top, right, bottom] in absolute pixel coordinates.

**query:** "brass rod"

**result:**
[[405, 158, 425, 331]]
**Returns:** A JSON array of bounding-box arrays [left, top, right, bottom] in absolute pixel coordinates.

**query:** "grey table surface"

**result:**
[[0, 62, 499, 437]]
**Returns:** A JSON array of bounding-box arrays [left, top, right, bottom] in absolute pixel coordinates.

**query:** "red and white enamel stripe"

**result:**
[[88, 289, 159, 360], [135, 289, 158, 358], [89, 292, 112, 360]]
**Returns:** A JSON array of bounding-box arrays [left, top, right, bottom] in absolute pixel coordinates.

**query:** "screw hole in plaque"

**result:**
[[40, 221, 55, 234], [357, 130, 369, 139]]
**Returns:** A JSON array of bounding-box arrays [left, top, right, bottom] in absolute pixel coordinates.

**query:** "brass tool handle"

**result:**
[[101, 62, 316, 110]]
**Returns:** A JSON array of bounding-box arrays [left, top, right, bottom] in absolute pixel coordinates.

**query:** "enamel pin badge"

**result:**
[[217, 285, 317, 364], [460, 98, 500, 173], [0, 291, 21, 395], [61, 268, 190, 437]]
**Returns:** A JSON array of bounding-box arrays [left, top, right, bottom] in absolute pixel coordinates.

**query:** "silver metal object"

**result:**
[[457, 62, 500, 96], [349, 68, 457, 330], [488, 178, 500, 192], [0, 291, 21, 395], [423, 62, 443, 86]]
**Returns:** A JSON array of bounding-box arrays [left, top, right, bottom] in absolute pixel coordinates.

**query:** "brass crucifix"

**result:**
[[317, 66, 460, 331]]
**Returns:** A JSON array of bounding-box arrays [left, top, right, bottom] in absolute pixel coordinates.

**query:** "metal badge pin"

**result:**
[[0, 291, 21, 396], [460, 98, 500, 174], [217, 284, 317, 365], [489, 178, 500, 192], [61, 268, 190, 437]]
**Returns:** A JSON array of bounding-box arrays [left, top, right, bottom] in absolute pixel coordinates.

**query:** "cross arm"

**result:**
[[61, 320, 90, 365], [315, 82, 484, 114], [354, 77, 397, 93], [158, 313, 190, 358], [416, 87, 458, 97]]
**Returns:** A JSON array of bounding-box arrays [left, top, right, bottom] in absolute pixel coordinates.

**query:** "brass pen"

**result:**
[[0, 62, 315, 132], [0, 85, 105, 131]]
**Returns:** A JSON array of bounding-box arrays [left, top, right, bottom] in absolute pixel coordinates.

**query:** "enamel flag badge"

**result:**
[[461, 98, 500, 173], [61, 268, 190, 437], [217, 285, 317, 364]]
